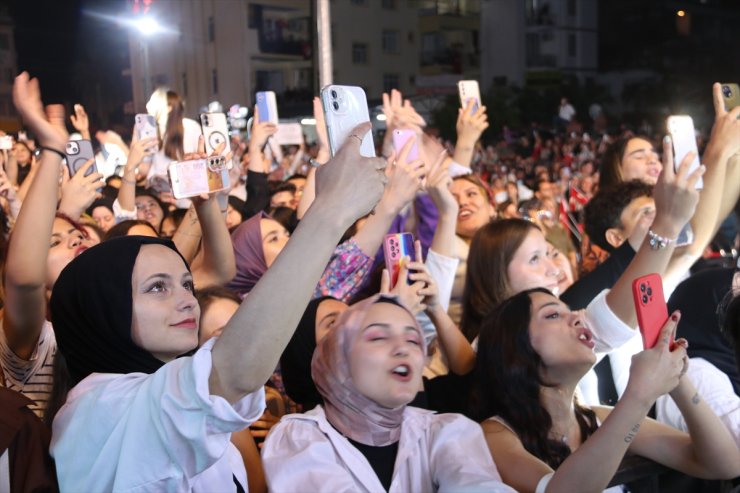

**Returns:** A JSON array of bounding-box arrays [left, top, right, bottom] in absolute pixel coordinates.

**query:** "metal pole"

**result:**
[[142, 38, 151, 102], [317, 0, 333, 89]]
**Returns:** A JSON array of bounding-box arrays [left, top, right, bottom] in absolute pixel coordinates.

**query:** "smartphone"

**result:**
[[721, 83, 740, 112], [65, 140, 97, 178], [392, 129, 419, 161], [320, 84, 375, 157], [666, 115, 703, 189], [200, 112, 230, 155], [135, 113, 157, 141], [457, 80, 481, 112], [383, 233, 415, 289], [632, 273, 671, 349], [255, 91, 279, 125], [0, 135, 12, 151], [168, 156, 230, 199]]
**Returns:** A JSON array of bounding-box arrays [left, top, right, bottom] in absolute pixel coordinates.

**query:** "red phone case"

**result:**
[[632, 273, 670, 349]]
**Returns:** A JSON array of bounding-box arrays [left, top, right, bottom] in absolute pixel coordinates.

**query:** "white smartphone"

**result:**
[[256, 91, 279, 125], [320, 84, 375, 157], [667, 115, 703, 189], [200, 112, 230, 155], [168, 156, 230, 199], [457, 80, 481, 112], [135, 114, 158, 162]]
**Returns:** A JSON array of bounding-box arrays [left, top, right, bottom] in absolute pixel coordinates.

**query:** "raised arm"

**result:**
[[210, 122, 386, 402], [3, 73, 68, 358], [605, 137, 703, 328], [69, 103, 91, 141], [57, 160, 103, 220], [452, 100, 489, 169], [188, 194, 236, 288], [296, 98, 330, 220], [117, 131, 157, 213]]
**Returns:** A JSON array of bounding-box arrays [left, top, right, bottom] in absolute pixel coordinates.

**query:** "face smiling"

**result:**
[[450, 179, 494, 239], [130, 244, 200, 362], [349, 302, 424, 409]]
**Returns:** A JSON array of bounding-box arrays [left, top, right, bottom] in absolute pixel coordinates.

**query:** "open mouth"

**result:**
[[458, 209, 473, 220], [578, 328, 595, 349], [390, 364, 412, 381]]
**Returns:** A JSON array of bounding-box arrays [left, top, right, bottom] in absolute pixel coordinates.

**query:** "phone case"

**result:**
[[65, 140, 97, 177], [200, 112, 229, 155], [383, 233, 415, 288], [667, 115, 703, 189], [256, 91, 279, 125], [321, 85, 375, 158], [721, 83, 740, 112], [457, 80, 481, 112], [392, 129, 419, 161], [168, 157, 230, 199], [632, 273, 671, 349], [135, 114, 158, 141]]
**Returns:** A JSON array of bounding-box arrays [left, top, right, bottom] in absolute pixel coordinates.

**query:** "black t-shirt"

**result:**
[[347, 438, 399, 491]]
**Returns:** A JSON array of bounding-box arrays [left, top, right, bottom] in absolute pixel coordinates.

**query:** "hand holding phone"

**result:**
[[457, 80, 481, 112], [200, 112, 229, 155], [65, 140, 98, 178], [256, 91, 279, 125], [392, 129, 419, 161], [632, 273, 671, 349], [666, 115, 703, 189], [320, 85, 375, 157], [383, 233, 415, 289]]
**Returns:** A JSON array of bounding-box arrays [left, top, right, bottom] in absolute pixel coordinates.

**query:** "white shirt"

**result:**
[[262, 405, 516, 493], [51, 338, 265, 493], [656, 358, 740, 449]]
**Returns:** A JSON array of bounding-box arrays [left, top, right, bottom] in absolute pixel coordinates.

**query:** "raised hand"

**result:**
[[59, 159, 103, 219], [625, 312, 687, 406], [70, 104, 91, 139], [651, 136, 704, 239], [456, 99, 489, 144], [707, 82, 740, 158], [314, 122, 386, 226], [381, 135, 425, 213], [424, 150, 457, 214], [249, 105, 278, 152], [12, 72, 67, 150]]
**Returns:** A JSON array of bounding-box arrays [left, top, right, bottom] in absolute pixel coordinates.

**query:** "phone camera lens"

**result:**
[[332, 101, 339, 110], [331, 90, 338, 99], [640, 283, 646, 292], [723, 85, 732, 98], [642, 295, 648, 304], [646, 287, 652, 296]]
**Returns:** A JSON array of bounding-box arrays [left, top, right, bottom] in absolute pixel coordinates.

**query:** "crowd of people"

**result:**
[[0, 70, 738, 493]]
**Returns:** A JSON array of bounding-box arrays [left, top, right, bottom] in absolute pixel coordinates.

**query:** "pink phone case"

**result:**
[[632, 273, 671, 349], [392, 129, 419, 161], [383, 233, 415, 288]]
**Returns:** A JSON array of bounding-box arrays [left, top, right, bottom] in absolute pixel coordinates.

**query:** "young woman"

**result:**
[[46, 114, 388, 491], [262, 295, 515, 493], [474, 288, 740, 493]]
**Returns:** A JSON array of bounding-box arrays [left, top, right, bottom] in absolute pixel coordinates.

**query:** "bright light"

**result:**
[[677, 10, 686, 17], [376, 114, 387, 121], [136, 16, 162, 36], [300, 118, 316, 125]]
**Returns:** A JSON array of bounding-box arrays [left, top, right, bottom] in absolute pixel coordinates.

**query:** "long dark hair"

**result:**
[[460, 218, 539, 341], [163, 90, 185, 160], [472, 288, 597, 468]]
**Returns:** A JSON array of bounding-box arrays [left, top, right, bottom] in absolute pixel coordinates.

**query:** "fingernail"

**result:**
[[671, 311, 680, 322], [663, 135, 672, 144]]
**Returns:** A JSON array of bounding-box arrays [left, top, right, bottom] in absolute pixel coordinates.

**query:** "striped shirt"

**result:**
[[0, 320, 56, 418]]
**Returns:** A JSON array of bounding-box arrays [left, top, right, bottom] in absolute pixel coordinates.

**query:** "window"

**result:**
[[211, 68, 218, 94], [208, 16, 215, 42], [352, 43, 368, 64], [383, 73, 399, 94], [382, 30, 399, 53], [567, 33, 576, 57]]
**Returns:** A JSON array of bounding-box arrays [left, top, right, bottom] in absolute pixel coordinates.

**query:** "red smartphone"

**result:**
[[392, 129, 419, 161], [383, 233, 415, 289], [632, 273, 671, 349]]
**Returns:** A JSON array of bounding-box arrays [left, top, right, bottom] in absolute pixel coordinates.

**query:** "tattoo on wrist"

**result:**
[[624, 423, 641, 443], [691, 392, 701, 405]]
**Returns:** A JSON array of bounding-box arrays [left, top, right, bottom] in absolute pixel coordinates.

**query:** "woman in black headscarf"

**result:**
[[48, 236, 265, 492]]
